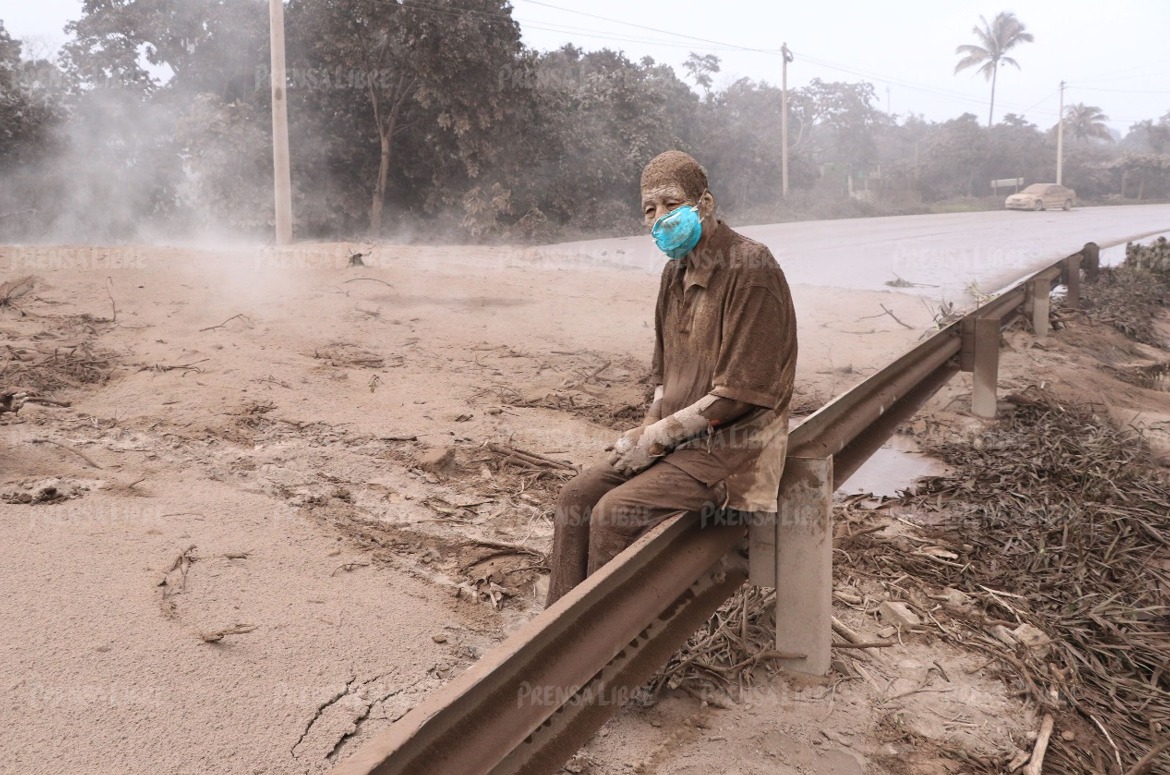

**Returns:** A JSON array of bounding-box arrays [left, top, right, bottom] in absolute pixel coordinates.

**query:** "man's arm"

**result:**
[[644, 385, 665, 424], [701, 396, 756, 427], [609, 393, 763, 475], [641, 384, 752, 432]]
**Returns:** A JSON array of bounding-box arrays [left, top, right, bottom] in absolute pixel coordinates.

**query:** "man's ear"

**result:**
[[698, 190, 716, 219]]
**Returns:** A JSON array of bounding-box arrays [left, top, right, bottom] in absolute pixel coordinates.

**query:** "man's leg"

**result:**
[[546, 463, 627, 606], [587, 462, 721, 576]]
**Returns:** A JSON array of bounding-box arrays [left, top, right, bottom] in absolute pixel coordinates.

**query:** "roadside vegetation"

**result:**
[[1, 3, 1168, 244]]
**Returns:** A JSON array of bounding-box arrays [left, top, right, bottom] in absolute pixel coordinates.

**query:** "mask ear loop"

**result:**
[[697, 190, 713, 219]]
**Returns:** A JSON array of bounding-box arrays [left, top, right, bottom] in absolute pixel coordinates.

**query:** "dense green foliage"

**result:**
[[0, 3, 1167, 242]]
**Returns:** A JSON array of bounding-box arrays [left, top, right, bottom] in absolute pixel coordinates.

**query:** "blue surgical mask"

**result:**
[[651, 204, 702, 260]]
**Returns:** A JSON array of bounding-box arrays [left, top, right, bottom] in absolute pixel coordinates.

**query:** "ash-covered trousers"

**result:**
[[545, 460, 722, 606]]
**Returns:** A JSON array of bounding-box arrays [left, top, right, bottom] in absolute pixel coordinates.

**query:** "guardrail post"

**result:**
[[1062, 253, 1083, 309], [1025, 279, 1050, 336], [1082, 242, 1100, 283], [961, 316, 1000, 418], [748, 513, 775, 587], [773, 455, 833, 676]]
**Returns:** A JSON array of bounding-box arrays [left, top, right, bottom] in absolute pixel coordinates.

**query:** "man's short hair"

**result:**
[[640, 150, 709, 202]]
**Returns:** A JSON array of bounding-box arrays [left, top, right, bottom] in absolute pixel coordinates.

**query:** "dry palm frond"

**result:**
[[873, 389, 1170, 774]]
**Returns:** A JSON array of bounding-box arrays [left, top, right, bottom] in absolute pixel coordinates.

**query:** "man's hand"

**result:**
[[606, 393, 760, 478], [607, 424, 665, 477]]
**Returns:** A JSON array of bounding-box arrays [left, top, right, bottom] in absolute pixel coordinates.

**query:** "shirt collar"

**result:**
[[680, 219, 728, 289]]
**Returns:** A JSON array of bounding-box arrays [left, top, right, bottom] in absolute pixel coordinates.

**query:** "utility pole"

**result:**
[[269, 0, 293, 245], [1055, 80, 1065, 186], [781, 43, 793, 197]]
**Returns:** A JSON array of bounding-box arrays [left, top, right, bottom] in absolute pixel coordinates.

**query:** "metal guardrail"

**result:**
[[332, 227, 1170, 775]]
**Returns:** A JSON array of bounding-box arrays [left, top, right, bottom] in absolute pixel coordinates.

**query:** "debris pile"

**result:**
[[647, 586, 787, 705], [1124, 236, 1170, 273], [1078, 244, 1170, 348], [890, 388, 1170, 773]]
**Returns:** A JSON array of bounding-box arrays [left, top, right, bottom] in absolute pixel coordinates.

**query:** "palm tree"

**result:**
[[954, 12, 1034, 127], [1065, 103, 1113, 142]]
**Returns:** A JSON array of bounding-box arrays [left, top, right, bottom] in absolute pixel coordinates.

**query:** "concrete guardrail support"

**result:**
[[961, 316, 1001, 419], [1025, 279, 1051, 336], [765, 455, 834, 676], [1062, 253, 1083, 309]]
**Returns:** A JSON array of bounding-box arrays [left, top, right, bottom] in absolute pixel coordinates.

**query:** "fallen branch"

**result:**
[[159, 545, 198, 618], [343, 277, 396, 289], [104, 276, 117, 323], [647, 587, 801, 701], [1022, 714, 1054, 775], [831, 616, 883, 664], [563, 360, 611, 389], [1123, 739, 1170, 775], [884, 274, 938, 289], [141, 359, 209, 374], [24, 396, 71, 408], [199, 313, 252, 332], [467, 539, 546, 562], [1090, 713, 1124, 773], [831, 640, 893, 649], [879, 304, 914, 329], [486, 442, 576, 471], [0, 276, 35, 306], [199, 623, 257, 643], [332, 562, 371, 576], [31, 438, 102, 469], [830, 616, 869, 645]]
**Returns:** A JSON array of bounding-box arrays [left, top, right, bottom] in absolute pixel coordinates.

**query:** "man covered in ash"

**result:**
[[546, 150, 798, 605]]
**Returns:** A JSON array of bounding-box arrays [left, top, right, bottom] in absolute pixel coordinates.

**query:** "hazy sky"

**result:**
[[3, 0, 1168, 131]]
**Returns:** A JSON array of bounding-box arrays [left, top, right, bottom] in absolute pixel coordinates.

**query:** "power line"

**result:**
[[371, 0, 1163, 125], [1071, 61, 1170, 84], [1067, 86, 1170, 95], [793, 50, 1039, 114], [515, 2, 1064, 116], [520, 23, 751, 52], [514, 0, 778, 55], [1017, 87, 1062, 116], [393, 0, 759, 52]]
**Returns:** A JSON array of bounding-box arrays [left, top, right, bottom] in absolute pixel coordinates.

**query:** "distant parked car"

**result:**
[[1005, 184, 1076, 211]]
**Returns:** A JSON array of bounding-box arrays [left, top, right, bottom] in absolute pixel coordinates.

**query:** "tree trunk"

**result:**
[[1138, 176, 1146, 201], [370, 127, 392, 235], [1120, 170, 1128, 199], [988, 65, 997, 127], [367, 74, 410, 237]]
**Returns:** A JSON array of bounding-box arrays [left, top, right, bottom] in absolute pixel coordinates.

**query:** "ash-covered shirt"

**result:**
[[651, 220, 798, 513]]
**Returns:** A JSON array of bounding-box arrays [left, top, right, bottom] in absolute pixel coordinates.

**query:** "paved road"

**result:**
[[542, 204, 1170, 303]]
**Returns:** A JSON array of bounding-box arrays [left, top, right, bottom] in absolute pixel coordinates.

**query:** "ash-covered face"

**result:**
[[640, 184, 715, 229]]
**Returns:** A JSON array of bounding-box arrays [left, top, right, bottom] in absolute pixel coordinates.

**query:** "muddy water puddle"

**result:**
[[839, 433, 947, 498]]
